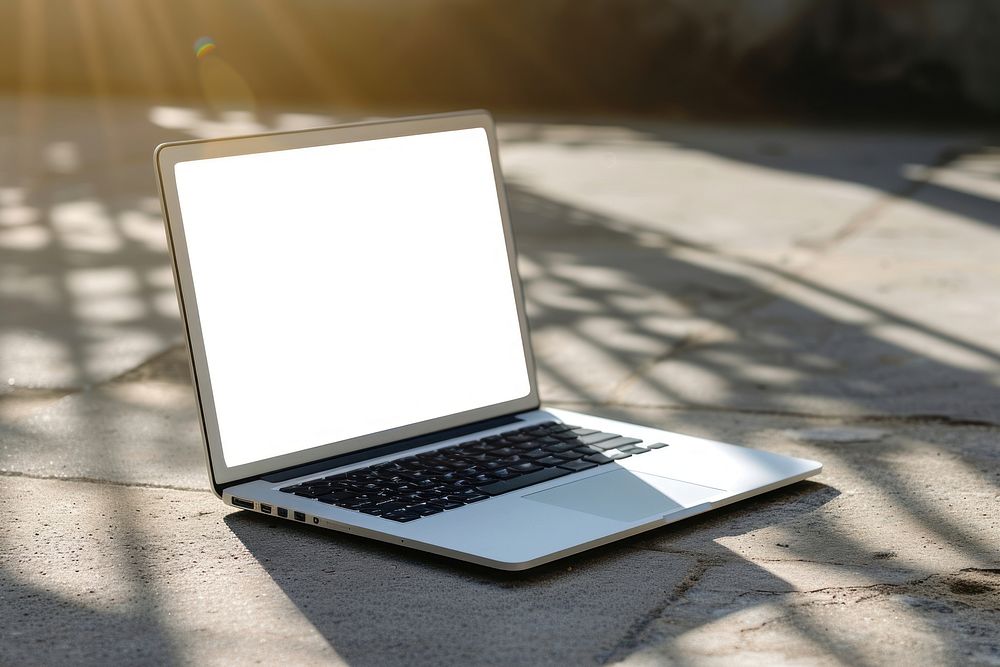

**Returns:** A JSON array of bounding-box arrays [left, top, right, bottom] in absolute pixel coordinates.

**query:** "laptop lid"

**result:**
[[154, 111, 540, 489]]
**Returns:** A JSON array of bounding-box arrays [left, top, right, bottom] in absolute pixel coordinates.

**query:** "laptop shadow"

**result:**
[[224, 479, 838, 665]]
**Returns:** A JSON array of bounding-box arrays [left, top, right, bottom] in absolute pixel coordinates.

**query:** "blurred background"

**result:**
[[3, 0, 1000, 121]]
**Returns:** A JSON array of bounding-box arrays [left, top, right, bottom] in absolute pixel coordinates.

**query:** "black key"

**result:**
[[520, 420, 554, 432], [484, 438, 518, 449], [512, 440, 542, 451], [476, 466, 573, 496], [359, 507, 387, 516], [559, 459, 598, 473], [575, 432, 621, 446], [647, 442, 669, 449], [317, 491, 358, 504], [584, 453, 614, 465], [452, 493, 488, 503], [520, 449, 550, 460], [535, 456, 565, 467], [471, 473, 498, 485], [587, 436, 639, 451], [507, 461, 543, 474], [301, 480, 338, 489], [343, 499, 375, 509], [428, 500, 464, 510], [279, 485, 304, 494], [384, 512, 420, 522], [398, 472, 438, 483], [542, 442, 577, 454], [374, 501, 408, 511], [294, 487, 336, 499], [569, 428, 599, 437], [412, 505, 444, 516], [554, 450, 584, 461], [547, 424, 579, 433], [491, 447, 519, 457], [443, 493, 486, 504], [490, 468, 522, 480], [507, 434, 536, 444], [619, 445, 649, 455], [536, 436, 562, 446]]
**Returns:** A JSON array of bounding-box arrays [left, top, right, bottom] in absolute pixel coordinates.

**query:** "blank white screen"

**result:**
[[174, 128, 530, 467]]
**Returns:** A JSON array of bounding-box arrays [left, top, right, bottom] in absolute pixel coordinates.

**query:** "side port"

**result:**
[[293, 511, 306, 522], [277, 507, 288, 518], [231, 497, 254, 510], [260, 503, 272, 514]]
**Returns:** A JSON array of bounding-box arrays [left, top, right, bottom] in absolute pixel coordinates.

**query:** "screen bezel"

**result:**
[[154, 111, 540, 490]]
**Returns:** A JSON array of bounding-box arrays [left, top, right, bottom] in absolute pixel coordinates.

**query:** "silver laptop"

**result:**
[[154, 110, 821, 570]]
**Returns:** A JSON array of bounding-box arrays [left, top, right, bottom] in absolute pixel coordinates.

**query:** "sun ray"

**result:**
[[114, 0, 171, 102], [141, 0, 194, 97], [16, 0, 47, 188], [70, 0, 120, 161], [251, 0, 360, 108]]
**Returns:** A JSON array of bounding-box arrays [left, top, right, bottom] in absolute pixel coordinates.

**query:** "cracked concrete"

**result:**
[[2, 96, 999, 665]]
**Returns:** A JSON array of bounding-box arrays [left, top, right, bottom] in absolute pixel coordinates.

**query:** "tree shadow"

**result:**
[[0, 483, 181, 666], [225, 481, 841, 666]]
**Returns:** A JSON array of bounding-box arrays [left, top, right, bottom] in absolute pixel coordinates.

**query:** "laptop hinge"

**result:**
[[257, 413, 525, 484]]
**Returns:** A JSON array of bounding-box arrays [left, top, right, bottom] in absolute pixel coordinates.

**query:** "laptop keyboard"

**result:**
[[278, 421, 668, 523]]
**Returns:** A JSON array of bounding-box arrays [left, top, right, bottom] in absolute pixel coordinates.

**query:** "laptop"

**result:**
[[154, 110, 821, 570]]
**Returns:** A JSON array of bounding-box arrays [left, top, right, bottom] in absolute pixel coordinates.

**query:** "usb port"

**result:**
[[231, 497, 254, 510], [293, 511, 306, 522], [277, 507, 288, 518], [260, 503, 272, 514]]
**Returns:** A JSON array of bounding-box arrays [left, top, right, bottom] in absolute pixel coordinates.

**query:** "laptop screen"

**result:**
[[173, 127, 531, 467]]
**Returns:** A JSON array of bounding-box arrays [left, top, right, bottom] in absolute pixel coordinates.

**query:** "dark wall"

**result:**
[[2, 0, 998, 119]]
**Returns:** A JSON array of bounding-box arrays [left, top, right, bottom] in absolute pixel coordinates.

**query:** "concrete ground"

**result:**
[[1, 97, 998, 666]]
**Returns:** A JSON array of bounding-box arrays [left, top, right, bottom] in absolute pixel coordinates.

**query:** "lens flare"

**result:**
[[193, 36, 216, 60]]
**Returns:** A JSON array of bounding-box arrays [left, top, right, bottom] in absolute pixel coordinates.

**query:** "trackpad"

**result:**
[[525, 469, 723, 522]]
